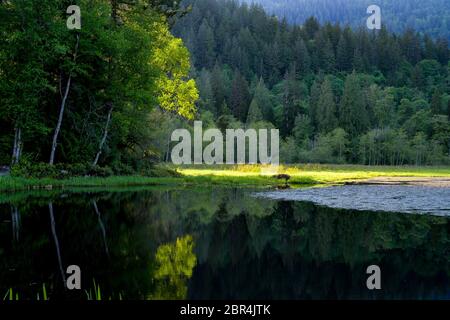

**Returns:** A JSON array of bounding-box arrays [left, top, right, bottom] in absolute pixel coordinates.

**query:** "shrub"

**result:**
[[9, 161, 179, 179], [111, 162, 134, 176], [141, 166, 181, 177], [66, 163, 90, 176], [11, 162, 114, 179], [88, 165, 114, 177], [11, 162, 59, 179]]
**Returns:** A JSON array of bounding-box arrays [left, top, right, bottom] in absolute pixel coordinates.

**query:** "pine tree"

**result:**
[[430, 89, 443, 115], [246, 99, 263, 124], [435, 38, 450, 65], [293, 114, 312, 144], [211, 62, 225, 115], [309, 79, 322, 133], [253, 78, 274, 122], [314, 31, 335, 73], [264, 41, 282, 85], [294, 39, 311, 76], [336, 29, 354, 71], [317, 78, 337, 133], [197, 69, 215, 113], [401, 29, 422, 65], [281, 68, 301, 136], [447, 100, 450, 121], [197, 19, 216, 69], [353, 49, 365, 72], [411, 64, 425, 88], [229, 70, 250, 122], [339, 72, 368, 137], [304, 17, 320, 40], [376, 26, 401, 75]]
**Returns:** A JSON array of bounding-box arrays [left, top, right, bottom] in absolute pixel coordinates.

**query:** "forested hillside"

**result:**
[[172, 0, 450, 165], [243, 0, 450, 41]]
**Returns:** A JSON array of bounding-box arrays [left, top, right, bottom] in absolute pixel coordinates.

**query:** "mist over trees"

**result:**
[[242, 0, 450, 41], [172, 0, 450, 165]]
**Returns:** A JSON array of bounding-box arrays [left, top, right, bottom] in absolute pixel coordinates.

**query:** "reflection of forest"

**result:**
[[149, 235, 197, 300], [0, 187, 449, 299]]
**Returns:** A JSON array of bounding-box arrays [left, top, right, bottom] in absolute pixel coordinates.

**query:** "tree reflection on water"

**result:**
[[0, 187, 449, 300]]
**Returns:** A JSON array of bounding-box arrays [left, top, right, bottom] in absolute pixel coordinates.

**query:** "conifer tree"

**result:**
[[230, 70, 250, 122], [317, 78, 338, 133], [246, 99, 263, 124], [339, 73, 368, 137], [431, 89, 443, 115]]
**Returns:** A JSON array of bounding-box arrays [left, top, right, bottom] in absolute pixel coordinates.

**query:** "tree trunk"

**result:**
[[49, 33, 80, 165], [11, 205, 20, 242], [49, 202, 66, 287], [11, 128, 17, 165], [17, 128, 22, 163], [11, 127, 22, 165], [165, 133, 171, 162], [93, 104, 113, 167], [49, 74, 71, 165], [93, 200, 109, 257]]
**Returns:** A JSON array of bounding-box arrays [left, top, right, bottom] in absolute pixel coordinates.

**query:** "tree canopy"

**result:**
[[0, 0, 198, 169]]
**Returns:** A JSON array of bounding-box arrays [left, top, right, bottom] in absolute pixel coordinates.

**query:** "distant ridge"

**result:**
[[242, 0, 450, 41]]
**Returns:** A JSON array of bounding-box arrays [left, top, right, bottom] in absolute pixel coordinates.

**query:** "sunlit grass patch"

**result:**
[[1, 164, 449, 192], [176, 164, 450, 184]]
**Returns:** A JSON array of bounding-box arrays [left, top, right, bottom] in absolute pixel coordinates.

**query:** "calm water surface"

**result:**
[[1, 186, 450, 300], [259, 185, 450, 215]]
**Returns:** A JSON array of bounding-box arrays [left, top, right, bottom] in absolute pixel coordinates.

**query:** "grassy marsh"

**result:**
[[1, 164, 449, 193]]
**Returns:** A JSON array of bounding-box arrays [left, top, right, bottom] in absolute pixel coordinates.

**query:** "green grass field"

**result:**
[[1, 164, 449, 192]]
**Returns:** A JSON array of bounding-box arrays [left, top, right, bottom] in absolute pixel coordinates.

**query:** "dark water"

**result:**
[[1, 187, 450, 300]]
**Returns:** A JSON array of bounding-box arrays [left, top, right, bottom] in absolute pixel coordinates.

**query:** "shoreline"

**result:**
[[346, 177, 450, 187], [1, 165, 450, 193]]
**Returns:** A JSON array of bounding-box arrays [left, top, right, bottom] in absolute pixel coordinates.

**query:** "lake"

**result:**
[[1, 186, 450, 300]]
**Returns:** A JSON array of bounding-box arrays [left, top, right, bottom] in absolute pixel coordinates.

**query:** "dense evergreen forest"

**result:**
[[172, 0, 450, 165], [244, 0, 450, 41]]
